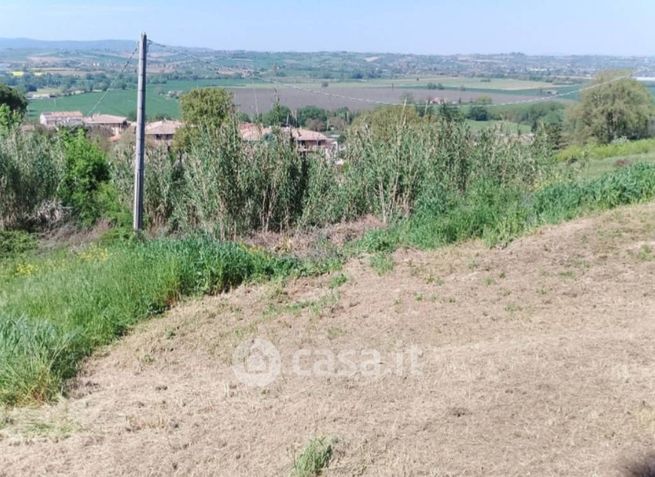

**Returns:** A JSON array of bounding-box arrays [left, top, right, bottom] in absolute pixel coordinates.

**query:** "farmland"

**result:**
[[27, 87, 181, 119], [27, 77, 571, 120], [10, 41, 644, 121]]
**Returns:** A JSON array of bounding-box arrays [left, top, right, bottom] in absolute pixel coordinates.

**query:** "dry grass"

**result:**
[[2, 202, 655, 476]]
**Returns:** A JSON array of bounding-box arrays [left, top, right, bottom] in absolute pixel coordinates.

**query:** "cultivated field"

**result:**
[[27, 76, 567, 119], [2, 202, 655, 476], [230, 86, 542, 116]]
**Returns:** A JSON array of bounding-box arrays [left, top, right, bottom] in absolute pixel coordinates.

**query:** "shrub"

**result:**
[[341, 114, 554, 224], [292, 437, 335, 477], [112, 141, 180, 229], [58, 130, 112, 225], [0, 230, 36, 258], [168, 118, 339, 237], [0, 126, 64, 229]]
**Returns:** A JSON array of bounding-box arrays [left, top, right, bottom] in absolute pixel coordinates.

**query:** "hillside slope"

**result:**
[[2, 203, 655, 476]]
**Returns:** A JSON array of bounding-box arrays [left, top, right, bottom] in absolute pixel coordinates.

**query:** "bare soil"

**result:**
[[2, 203, 655, 476], [230, 86, 537, 116]]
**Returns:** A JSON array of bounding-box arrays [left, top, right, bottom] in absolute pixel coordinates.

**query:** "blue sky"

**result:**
[[0, 0, 653, 55]]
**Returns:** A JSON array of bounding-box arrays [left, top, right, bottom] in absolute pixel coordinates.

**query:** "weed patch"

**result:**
[[0, 237, 301, 405], [292, 436, 335, 477]]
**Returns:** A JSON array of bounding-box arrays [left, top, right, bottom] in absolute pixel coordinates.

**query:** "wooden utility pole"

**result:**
[[133, 32, 147, 231]]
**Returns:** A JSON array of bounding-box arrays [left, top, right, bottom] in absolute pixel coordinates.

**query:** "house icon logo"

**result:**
[[232, 338, 281, 387]]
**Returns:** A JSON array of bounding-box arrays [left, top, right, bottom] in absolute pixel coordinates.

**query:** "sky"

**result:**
[[0, 0, 653, 56]]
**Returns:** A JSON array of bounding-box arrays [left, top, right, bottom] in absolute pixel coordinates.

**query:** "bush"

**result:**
[[0, 84, 27, 114], [341, 112, 554, 224], [172, 120, 314, 237], [0, 126, 64, 229], [58, 130, 112, 225], [120, 108, 555, 236], [112, 141, 180, 229], [0, 230, 36, 258], [292, 437, 334, 477]]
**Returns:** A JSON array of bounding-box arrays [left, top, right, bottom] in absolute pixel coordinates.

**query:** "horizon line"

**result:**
[[1, 37, 654, 59]]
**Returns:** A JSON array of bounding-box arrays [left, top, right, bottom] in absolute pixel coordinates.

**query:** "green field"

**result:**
[[28, 87, 180, 119], [575, 153, 655, 180]]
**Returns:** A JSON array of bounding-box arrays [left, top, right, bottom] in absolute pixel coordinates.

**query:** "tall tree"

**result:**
[[0, 84, 28, 115], [567, 72, 655, 144], [174, 88, 234, 151], [261, 102, 296, 127]]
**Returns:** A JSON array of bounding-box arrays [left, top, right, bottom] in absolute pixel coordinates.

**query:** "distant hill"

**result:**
[[0, 38, 136, 51]]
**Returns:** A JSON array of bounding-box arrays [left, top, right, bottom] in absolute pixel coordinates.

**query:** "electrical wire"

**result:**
[[87, 45, 138, 116]]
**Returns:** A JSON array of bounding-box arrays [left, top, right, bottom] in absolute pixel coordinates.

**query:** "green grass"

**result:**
[[556, 138, 655, 163], [28, 86, 181, 119], [4, 163, 655, 407], [292, 437, 335, 477], [28, 78, 264, 119], [357, 163, 655, 252], [0, 237, 301, 405], [328, 273, 348, 289], [574, 153, 655, 180], [369, 253, 394, 275], [0, 231, 36, 259]]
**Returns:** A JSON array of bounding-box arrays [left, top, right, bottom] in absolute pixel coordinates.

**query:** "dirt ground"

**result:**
[[2, 203, 655, 476]]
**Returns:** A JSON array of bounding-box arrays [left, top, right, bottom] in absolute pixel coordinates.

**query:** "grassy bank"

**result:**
[[358, 163, 655, 252], [0, 237, 300, 405], [556, 138, 655, 162]]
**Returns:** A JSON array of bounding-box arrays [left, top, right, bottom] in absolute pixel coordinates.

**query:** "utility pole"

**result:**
[[133, 32, 147, 231]]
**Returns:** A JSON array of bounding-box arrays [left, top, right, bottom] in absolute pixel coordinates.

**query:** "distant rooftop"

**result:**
[[40, 111, 83, 119], [145, 120, 183, 136], [83, 114, 128, 125], [287, 128, 330, 142], [239, 123, 270, 141]]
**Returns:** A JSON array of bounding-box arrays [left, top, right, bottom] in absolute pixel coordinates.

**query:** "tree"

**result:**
[[467, 96, 493, 121], [174, 88, 234, 151], [261, 102, 296, 127], [0, 84, 27, 115], [352, 105, 422, 141], [567, 72, 655, 144], [437, 103, 463, 123], [297, 106, 328, 129]]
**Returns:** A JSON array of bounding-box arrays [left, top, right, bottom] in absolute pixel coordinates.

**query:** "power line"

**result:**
[[87, 45, 138, 116]]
